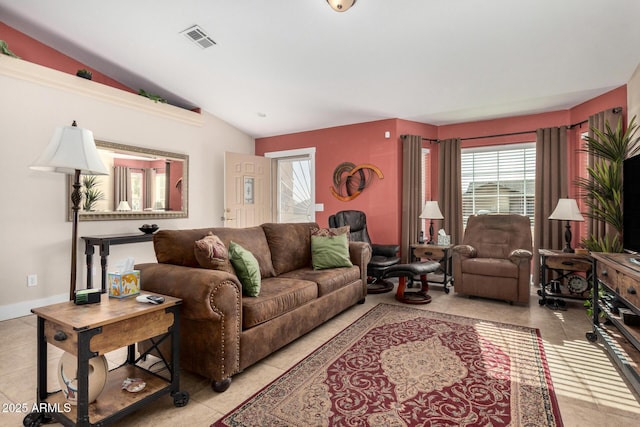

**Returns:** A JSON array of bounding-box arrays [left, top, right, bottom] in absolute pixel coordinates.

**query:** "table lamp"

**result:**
[[419, 201, 444, 244], [548, 198, 584, 253], [116, 201, 132, 211], [30, 121, 109, 300]]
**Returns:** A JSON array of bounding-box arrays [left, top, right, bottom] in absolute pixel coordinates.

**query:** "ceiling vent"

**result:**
[[180, 25, 216, 49]]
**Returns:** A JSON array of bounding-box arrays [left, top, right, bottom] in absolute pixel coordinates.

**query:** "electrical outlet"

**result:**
[[27, 274, 37, 287]]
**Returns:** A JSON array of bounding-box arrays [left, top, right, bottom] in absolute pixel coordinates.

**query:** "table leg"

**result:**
[[76, 333, 91, 426], [84, 243, 95, 289], [99, 242, 110, 293], [36, 317, 47, 401], [540, 255, 548, 304]]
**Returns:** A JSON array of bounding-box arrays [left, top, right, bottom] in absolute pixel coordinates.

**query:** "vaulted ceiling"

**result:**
[[1, 0, 639, 138]]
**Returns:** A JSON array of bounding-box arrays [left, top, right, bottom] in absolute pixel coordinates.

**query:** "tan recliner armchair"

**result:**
[[452, 214, 533, 304]]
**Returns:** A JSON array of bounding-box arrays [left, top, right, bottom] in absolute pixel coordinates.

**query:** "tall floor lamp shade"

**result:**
[[419, 201, 444, 244], [548, 198, 584, 253], [30, 121, 109, 300]]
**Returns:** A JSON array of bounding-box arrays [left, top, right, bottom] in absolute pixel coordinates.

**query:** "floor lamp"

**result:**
[[419, 201, 444, 245], [30, 121, 109, 300], [548, 198, 584, 253]]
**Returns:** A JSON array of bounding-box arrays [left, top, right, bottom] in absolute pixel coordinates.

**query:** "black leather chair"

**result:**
[[328, 210, 400, 293]]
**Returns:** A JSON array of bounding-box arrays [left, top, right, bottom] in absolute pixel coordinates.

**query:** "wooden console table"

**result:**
[[82, 233, 154, 292], [27, 292, 188, 426], [587, 252, 640, 396]]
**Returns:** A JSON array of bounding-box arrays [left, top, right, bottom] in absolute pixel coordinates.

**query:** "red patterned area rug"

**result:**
[[212, 303, 563, 426]]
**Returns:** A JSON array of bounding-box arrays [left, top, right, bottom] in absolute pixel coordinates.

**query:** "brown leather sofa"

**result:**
[[452, 214, 533, 304], [136, 222, 371, 392]]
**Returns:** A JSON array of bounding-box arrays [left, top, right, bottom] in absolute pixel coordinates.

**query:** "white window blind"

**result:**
[[461, 143, 536, 228]]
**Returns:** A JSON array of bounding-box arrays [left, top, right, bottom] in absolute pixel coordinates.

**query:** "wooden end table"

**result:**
[[409, 243, 453, 293], [26, 292, 187, 427], [538, 249, 592, 307]]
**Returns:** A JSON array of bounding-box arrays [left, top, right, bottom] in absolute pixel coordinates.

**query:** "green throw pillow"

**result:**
[[228, 241, 261, 296], [311, 233, 353, 270]]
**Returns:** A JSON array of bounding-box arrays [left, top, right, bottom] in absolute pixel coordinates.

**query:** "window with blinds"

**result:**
[[461, 143, 536, 228]]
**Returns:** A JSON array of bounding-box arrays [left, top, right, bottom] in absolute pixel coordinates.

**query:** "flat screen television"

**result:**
[[623, 154, 640, 255]]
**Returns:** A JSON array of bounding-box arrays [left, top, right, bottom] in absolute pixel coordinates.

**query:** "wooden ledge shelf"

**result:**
[[0, 55, 204, 126]]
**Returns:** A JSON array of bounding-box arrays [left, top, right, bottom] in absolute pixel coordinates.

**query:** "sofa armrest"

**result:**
[[371, 244, 400, 257], [508, 249, 533, 265], [452, 244, 477, 258], [348, 241, 372, 291], [136, 262, 242, 321], [137, 262, 243, 385]]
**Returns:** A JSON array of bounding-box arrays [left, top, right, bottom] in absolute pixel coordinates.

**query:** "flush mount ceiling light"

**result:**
[[327, 0, 357, 12]]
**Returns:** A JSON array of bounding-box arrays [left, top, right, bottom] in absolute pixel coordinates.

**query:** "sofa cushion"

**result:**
[[311, 233, 353, 270], [461, 258, 519, 279], [262, 222, 317, 275], [154, 227, 276, 278], [241, 277, 318, 329], [154, 229, 207, 268], [194, 232, 235, 274], [229, 242, 261, 297], [210, 227, 276, 279], [279, 266, 361, 297]]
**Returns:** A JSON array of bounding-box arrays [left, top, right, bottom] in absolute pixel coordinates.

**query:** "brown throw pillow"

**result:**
[[310, 225, 350, 239], [194, 232, 235, 274]]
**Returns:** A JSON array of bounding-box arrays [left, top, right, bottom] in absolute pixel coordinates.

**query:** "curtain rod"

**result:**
[[417, 107, 622, 143]]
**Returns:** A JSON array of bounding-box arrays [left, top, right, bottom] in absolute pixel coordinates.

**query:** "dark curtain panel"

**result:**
[[401, 135, 423, 263], [533, 126, 568, 282], [587, 109, 623, 241], [113, 166, 131, 210], [438, 138, 463, 245]]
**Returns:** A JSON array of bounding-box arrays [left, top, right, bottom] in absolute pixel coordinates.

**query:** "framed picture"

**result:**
[[244, 176, 254, 205]]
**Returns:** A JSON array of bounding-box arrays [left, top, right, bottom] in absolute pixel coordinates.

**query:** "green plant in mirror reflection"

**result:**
[[82, 175, 104, 211]]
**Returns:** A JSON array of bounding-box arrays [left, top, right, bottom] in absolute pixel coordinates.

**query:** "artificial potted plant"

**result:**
[[138, 89, 167, 103], [0, 40, 19, 58], [76, 69, 93, 80], [576, 116, 640, 253]]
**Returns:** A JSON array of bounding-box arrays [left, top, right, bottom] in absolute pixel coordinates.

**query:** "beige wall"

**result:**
[[0, 58, 254, 319], [628, 62, 640, 124]]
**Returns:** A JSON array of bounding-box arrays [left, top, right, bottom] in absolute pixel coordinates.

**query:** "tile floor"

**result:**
[[1, 284, 639, 427]]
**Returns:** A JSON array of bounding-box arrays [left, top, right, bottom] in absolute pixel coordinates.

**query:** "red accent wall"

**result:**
[[256, 119, 402, 244], [1, 22, 134, 92], [256, 87, 628, 250]]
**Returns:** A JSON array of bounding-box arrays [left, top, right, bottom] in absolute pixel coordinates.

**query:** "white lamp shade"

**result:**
[[30, 125, 109, 175], [116, 201, 132, 211], [548, 198, 584, 221], [419, 201, 444, 219], [327, 0, 356, 12]]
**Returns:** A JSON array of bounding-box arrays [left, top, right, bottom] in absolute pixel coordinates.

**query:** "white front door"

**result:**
[[224, 152, 272, 228]]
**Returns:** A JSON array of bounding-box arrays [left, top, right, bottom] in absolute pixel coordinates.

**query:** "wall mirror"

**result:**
[[68, 140, 189, 221]]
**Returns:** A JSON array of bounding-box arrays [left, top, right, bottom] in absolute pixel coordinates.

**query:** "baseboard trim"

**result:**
[[0, 293, 68, 321]]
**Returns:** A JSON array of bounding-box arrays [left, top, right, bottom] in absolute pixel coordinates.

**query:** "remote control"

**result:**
[[136, 294, 165, 304]]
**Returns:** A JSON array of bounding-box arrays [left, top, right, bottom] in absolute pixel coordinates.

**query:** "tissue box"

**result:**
[[108, 270, 140, 298], [437, 235, 451, 245]]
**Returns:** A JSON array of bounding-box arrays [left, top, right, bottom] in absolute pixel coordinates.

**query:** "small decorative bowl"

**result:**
[[139, 224, 159, 234]]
